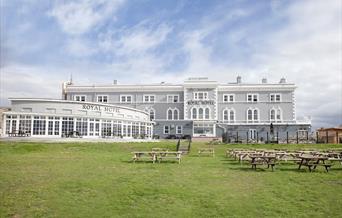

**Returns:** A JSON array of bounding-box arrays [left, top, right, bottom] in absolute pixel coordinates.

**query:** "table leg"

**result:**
[[298, 159, 304, 170]]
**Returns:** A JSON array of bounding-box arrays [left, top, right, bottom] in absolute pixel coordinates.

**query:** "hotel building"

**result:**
[[59, 76, 311, 140]]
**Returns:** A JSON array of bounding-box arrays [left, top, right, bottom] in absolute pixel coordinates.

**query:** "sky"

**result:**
[[0, 0, 341, 129]]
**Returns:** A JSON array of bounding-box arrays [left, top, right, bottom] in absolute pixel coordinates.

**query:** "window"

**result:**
[[76, 118, 88, 136], [167, 108, 179, 120], [270, 108, 282, 122], [120, 95, 132, 103], [167, 95, 179, 103], [223, 109, 235, 123], [249, 129, 257, 140], [176, 126, 182, 134], [192, 107, 210, 120], [194, 92, 208, 100], [97, 95, 108, 103], [167, 109, 173, 120], [164, 125, 170, 134], [33, 116, 46, 135], [205, 108, 210, 119], [192, 108, 197, 119], [74, 95, 86, 102], [148, 109, 155, 121], [61, 117, 74, 136], [174, 109, 179, 120], [247, 108, 259, 122], [223, 94, 235, 102], [19, 115, 31, 134], [270, 94, 281, 102], [198, 108, 204, 119], [247, 94, 258, 102], [143, 95, 155, 103]]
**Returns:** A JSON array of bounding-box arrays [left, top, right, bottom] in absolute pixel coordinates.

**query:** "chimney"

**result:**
[[262, 78, 267, 84], [113, 80, 117, 85], [279, 78, 286, 84], [236, 76, 242, 84]]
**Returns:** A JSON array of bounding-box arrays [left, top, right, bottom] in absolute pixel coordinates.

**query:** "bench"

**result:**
[[198, 148, 215, 157]]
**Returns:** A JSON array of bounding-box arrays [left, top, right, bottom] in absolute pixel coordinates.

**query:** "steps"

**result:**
[[176, 139, 191, 155]]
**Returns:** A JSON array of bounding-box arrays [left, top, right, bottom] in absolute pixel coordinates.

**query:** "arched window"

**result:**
[[205, 108, 210, 119], [223, 110, 228, 121], [149, 109, 155, 121], [198, 108, 204, 119], [276, 109, 281, 121], [192, 108, 197, 119], [229, 110, 235, 122], [247, 109, 253, 121], [167, 109, 173, 120], [173, 109, 179, 120], [270, 109, 275, 121], [253, 109, 258, 121]]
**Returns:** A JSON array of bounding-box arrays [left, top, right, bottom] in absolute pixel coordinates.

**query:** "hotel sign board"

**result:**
[[187, 100, 215, 105], [82, 104, 120, 113]]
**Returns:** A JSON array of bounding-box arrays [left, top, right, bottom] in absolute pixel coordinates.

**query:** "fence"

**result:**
[[223, 131, 342, 144]]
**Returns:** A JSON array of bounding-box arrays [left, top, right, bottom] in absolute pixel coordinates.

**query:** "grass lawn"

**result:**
[[0, 141, 342, 218]]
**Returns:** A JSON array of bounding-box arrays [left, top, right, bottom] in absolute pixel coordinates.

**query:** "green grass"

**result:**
[[0, 141, 341, 218]]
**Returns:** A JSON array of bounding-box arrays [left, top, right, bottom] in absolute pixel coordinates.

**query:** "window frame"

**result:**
[[193, 92, 208, 100], [223, 94, 235, 102], [163, 125, 170, 134], [120, 95, 133, 103], [167, 94, 180, 103], [74, 95, 86, 102], [176, 125, 182, 134], [247, 93, 259, 102], [143, 94, 156, 103], [270, 93, 281, 102], [97, 95, 108, 103]]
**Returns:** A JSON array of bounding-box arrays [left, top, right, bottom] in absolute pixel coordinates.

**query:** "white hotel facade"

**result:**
[[2, 76, 311, 140]]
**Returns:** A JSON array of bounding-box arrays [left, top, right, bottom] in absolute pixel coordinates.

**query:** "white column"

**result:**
[[31, 116, 34, 136], [99, 119, 102, 137], [86, 118, 89, 137], [16, 116, 20, 132], [59, 117, 62, 137], [45, 116, 49, 136], [2, 115, 7, 136]]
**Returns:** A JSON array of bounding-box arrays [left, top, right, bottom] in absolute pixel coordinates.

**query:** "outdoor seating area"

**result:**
[[227, 149, 342, 172]]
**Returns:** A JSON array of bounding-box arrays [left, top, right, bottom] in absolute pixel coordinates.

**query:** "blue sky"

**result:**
[[1, 0, 341, 129]]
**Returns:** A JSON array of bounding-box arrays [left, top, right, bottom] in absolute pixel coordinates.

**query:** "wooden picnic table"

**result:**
[[157, 151, 182, 164], [198, 148, 215, 157], [132, 151, 157, 163], [249, 155, 277, 171], [297, 156, 331, 172]]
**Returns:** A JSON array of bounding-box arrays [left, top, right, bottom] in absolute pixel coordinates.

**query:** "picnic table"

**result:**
[[132, 151, 157, 163], [198, 148, 215, 157], [297, 155, 332, 172], [157, 151, 182, 164], [249, 155, 277, 171]]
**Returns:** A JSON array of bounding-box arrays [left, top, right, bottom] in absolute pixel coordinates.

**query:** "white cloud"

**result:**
[[49, 0, 124, 35], [98, 22, 172, 56]]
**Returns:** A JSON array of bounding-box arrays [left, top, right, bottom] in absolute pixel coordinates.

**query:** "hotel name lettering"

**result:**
[[187, 100, 215, 105], [82, 104, 120, 113]]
